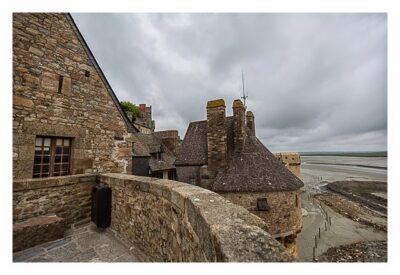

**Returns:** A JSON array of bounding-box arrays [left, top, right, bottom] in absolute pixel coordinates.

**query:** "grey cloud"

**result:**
[[72, 13, 387, 152]]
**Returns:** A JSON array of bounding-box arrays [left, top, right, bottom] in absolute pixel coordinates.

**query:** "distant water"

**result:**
[[300, 151, 387, 157]]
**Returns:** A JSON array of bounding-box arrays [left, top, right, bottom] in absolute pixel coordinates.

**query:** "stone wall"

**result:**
[[176, 166, 200, 186], [13, 215, 66, 252], [220, 191, 302, 237], [98, 173, 292, 262], [274, 152, 301, 177], [13, 174, 96, 226], [13, 13, 133, 179], [219, 190, 303, 257]]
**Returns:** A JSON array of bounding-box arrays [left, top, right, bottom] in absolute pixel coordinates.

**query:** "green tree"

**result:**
[[120, 101, 140, 122]]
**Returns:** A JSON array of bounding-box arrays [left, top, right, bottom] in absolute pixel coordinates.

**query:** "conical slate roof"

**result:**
[[175, 118, 304, 192]]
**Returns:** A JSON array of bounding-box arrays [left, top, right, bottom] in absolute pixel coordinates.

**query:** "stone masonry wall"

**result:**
[[98, 173, 293, 262], [220, 191, 303, 237], [13, 215, 66, 252], [274, 152, 301, 178], [220, 191, 303, 257], [13, 174, 96, 226], [13, 13, 132, 179], [176, 166, 200, 186], [206, 99, 227, 179]]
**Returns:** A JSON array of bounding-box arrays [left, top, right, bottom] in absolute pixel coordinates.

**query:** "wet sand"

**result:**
[[297, 156, 387, 261], [301, 156, 387, 182]]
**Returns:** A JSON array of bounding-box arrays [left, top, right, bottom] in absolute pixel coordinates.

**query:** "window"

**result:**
[[256, 198, 270, 211], [151, 151, 162, 161], [33, 137, 71, 178], [168, 170, 177, 180], [58, 75, 64, 94]]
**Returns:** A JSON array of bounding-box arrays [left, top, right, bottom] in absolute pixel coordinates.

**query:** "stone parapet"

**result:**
[[13, 174, 96, 225], [13, 173, 294, 262], [98, 173, 293, 262], [13, 215, 66, 252]]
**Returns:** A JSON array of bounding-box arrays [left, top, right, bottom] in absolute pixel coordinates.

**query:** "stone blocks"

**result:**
[[13, 175, 96, 226], [99, 173, 292, 262], [13, 215, 66, 252], [13, 13, 132, 179]]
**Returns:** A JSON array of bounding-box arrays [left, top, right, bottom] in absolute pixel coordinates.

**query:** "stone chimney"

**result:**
[[232, 99, 245, 153], [246, 110, 255, 136], [206, 99, 227, 176], [139, 104, 146, 113]]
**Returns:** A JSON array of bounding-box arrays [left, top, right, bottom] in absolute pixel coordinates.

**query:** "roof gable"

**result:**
[[66, 14, 137, 133]]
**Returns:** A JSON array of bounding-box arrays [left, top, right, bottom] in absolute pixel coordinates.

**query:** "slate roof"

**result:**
[[133, 133, 176, 172], [65, 14, 138, 133], [175, 117, 304, 192], [174, 120, 208, 166]]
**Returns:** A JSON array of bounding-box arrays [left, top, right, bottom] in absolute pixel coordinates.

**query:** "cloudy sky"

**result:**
[[72, 13, 387, 152]]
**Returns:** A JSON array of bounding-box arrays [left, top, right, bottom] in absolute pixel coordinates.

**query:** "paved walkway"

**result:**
[[13, 223, 147, 262]]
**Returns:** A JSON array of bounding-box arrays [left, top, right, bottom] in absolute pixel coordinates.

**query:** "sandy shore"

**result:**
[[297, 156, 387, 262]]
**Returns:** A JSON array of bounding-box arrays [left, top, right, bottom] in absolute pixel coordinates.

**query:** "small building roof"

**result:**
[[133, 133, 176, 172], [174, 120, 208, 166], [175, 118, 304, 192]]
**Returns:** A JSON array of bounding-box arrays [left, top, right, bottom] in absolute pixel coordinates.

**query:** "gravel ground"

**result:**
[[317, 240, 387, 262], [314, 193, 387, 232]]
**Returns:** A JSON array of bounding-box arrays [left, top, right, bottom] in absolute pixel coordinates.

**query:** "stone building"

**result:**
[[274, 152, 301, 177], [134, 103, 155, 133], [13, 13, 138, 180], [175, 99, 304, 257], [131, 130, 179, 179]]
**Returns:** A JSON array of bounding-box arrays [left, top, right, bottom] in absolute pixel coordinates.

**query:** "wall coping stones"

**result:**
[[99, 173, 293, 262], [13, 215, 66, 252], [13, 174, 97, 192]]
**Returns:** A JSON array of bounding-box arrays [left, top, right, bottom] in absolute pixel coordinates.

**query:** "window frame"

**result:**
[[33, 136, 72, 178]]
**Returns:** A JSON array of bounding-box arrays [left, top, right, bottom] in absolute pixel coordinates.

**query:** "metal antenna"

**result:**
[[241, 70, 248, 109]]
